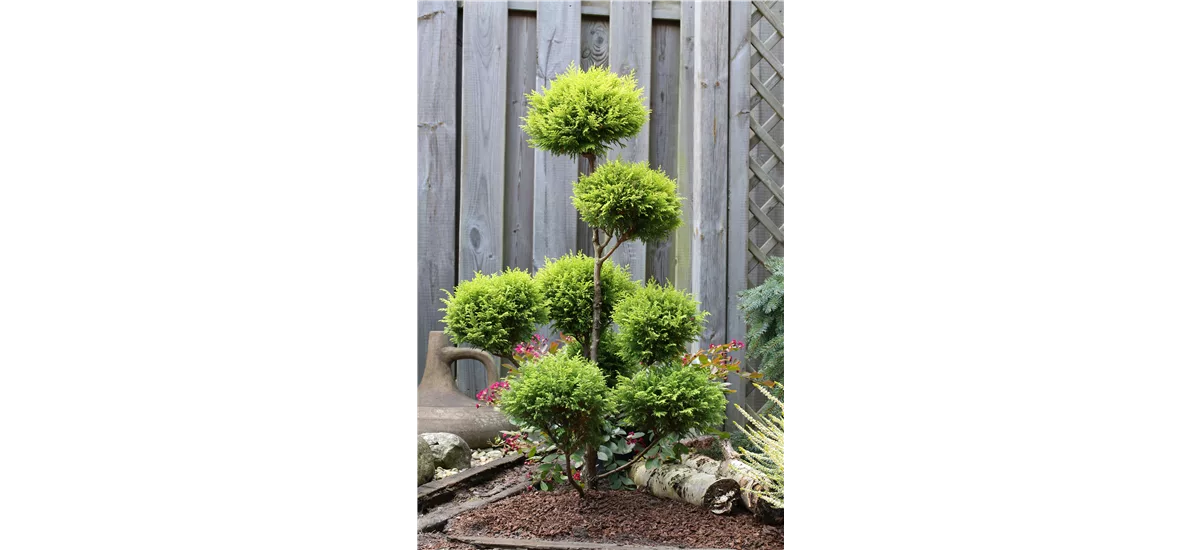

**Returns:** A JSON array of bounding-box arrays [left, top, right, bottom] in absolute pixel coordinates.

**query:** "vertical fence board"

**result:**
[[689, 0, 729, 349], [505, 13, 538, 272], [533, 1, 582, 270], [457, 1, 507, 396], [647, 21, 680, 286], [417, 1, 459, 383], [726, 0, 752, 426], [606, 1, 652, 282], [672, 1, 695, 293], [576, 17, 609, 255]]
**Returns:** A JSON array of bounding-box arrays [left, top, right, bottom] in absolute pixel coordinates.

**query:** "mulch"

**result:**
[[440, 464, 783, 550]]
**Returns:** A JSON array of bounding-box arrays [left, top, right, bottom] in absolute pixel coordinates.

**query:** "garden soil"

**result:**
[[421, 464, 783, 550]]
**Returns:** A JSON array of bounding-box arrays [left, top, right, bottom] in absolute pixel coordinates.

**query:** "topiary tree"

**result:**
[[739, 256, 784, 411], [498, 352, 614, 498], [535, 252, 637, 352], [440, 268, 548, 370], [612, 280, 707, 367], [523, 65, 684, 490]]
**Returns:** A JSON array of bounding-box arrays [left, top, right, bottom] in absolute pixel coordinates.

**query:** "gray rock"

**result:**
[[420, 432, 472, 470], [417, 436, 436, 485]]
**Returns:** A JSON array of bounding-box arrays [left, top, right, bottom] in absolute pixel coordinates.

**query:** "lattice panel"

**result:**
[[747, 0, 784, 286]]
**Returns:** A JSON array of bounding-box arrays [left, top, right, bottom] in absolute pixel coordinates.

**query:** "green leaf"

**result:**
[[540, 481, 548, 491], [597, 448, 609, 461], [673, 443, 690, 457]]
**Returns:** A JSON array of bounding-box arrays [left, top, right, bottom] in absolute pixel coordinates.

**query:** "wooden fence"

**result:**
[[417, 0, 784, 419]]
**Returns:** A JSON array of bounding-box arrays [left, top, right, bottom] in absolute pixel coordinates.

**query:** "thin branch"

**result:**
[[596, 435, 660, 480]]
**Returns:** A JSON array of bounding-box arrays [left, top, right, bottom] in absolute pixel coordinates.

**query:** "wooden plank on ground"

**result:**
[[417, 453, 525, 508], [505, 12, 538, 272], [646, 21, 680, 286], [458, 1, 507, 396], [532, 1, 582, 270], [688, 0, 729, 348], [417, 1, 459, 383], [724, 0, 752, 429], [450, 535, 733, 550], [419, 481, 526, 532], [606, 0, 652, 282], [672, 1, 695, 294]]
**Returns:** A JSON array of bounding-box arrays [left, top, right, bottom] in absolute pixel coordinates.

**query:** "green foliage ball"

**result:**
[[440, 269, 548, 357], [612, 281, 707, 366], [612, 362, 727, 438], [535, 252, 637, 345], [499, 352, 614, 452], [572, 160, 683, 243], [562, 329, 634, 387], [521, 64, 649, 158]]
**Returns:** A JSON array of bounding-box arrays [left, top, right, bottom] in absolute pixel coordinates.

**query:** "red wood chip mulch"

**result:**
[[443, 484, 783, 550]]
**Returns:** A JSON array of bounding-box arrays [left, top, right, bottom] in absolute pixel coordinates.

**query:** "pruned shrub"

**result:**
[[612, 362, 727, 439], [573, 160, 683, 244], [521, 64, 648, 158], [499, 352, 613, 496], [562, 329, 633, 387], [612, 281, 707, 366], [440, 269, 548, 357], [535, 252, 636, 347]]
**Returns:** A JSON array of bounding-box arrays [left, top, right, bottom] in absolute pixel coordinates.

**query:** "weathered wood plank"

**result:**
[[417, 453, 525, 509], [417, 1, 459, 383], [458, 1, 507, 396], [533, 1, 582, 270], [469, 1, 682, 21], [725, 0, 752, 429], [505, 12, 538, 272], [688, 0, 728, 349], [450, 535, 733, 550], [672, 1, 695, 294], [576, 17, 608, 255], [418, 481, 526, 532], [606, 0, 652, 282], [646, 21, 680, 286]]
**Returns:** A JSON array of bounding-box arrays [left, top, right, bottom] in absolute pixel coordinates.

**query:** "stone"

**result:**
[[418, 435, 436, 485], [420, 432, 472, 470]]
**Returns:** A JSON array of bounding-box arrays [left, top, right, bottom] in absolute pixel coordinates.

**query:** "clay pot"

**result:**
[[417, 331, 514, 448]]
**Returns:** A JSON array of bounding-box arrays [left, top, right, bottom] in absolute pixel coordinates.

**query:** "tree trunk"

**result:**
[[630, 461, 741, 514]]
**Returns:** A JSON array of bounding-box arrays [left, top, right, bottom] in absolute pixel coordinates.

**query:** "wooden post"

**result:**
[[726, 0, 752, 428], [606, 0, 652, 283], [417, 1, 459, 383], [689, 0, 729, 350], [673, 1, 696, 294], [458, 1, 507, 396]]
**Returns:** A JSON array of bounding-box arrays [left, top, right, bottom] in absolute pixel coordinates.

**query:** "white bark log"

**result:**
[[681, 453, 761, 513], [630, 461, 741, 514]]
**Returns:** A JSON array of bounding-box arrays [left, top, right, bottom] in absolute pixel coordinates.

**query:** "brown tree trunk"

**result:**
[[582, 152, 601, 490]]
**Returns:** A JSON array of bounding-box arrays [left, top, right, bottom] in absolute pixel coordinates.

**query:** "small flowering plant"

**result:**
[[680, 339, 776, 389], [474, 380, 509, 408]]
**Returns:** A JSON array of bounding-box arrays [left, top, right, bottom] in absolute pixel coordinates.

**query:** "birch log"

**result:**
[[680, 454, 760, 513], [630, 461, 741, 514]]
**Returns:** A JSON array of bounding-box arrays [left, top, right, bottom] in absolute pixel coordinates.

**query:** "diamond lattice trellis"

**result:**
[[747, 0, 784, 286]]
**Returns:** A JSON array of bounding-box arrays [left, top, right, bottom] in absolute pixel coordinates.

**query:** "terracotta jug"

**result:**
[[416, 331, 514, 447]]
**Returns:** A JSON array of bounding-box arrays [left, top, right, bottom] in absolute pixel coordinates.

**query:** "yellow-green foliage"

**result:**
[[612, 280, 707, 366], [573, 160, 683, 243], [521, 64, 648, 158], [535, 252, 637, 346], [499, 352, 614, 454], [562, 329, 633, 387], [733, 383, 785, 509], [440, 269, 548, 357], [612, 362, 727, 438]]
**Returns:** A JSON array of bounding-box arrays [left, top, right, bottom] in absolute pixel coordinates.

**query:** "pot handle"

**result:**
[[441, 347, 500, 387]]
